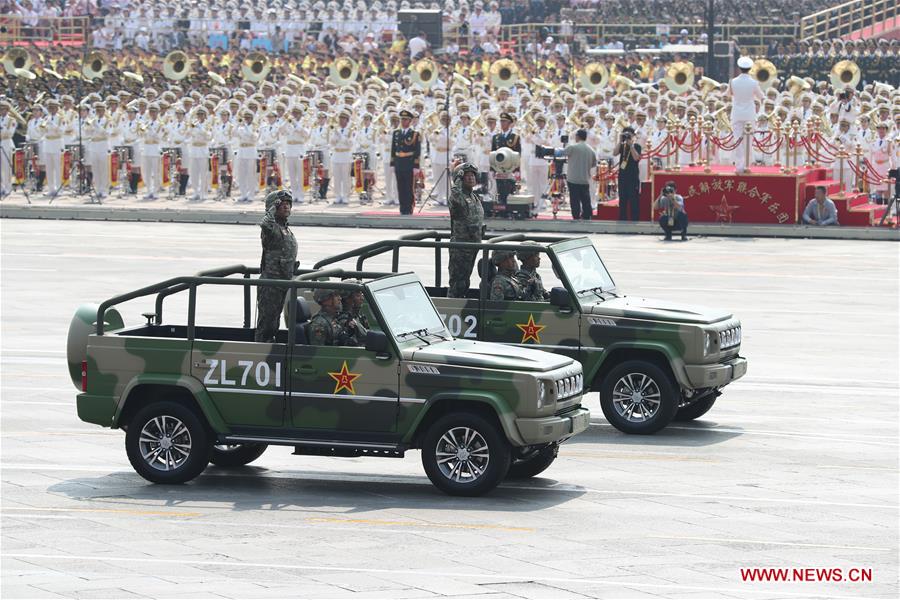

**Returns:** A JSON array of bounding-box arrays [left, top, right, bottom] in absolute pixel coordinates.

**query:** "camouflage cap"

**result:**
[[491, 249, 516, 265], [264, 189, 293, 211], [313, 288, 340, 303], [339, 279, 362, 299]]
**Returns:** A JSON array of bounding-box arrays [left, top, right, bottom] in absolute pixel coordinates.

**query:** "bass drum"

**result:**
[[66, 303, 124, 389]]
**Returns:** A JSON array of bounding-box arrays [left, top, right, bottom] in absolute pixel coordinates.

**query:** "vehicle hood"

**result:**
[[588, 295, 733, 324], [407, 339, 572, 372]]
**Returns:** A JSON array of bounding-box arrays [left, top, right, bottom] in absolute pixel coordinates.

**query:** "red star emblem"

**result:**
[[329, 361, 361, 395], [516, 314, 546, 344], [710, 194, 740, 223]]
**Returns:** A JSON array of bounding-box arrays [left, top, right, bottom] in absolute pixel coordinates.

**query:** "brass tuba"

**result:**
[[2, 48, 32, 76], [163, 50, 191, 80], [241, 52, 270, 82], [699, 76, 720, 98], [830, 60, 860, 91], [664, 61, 694, 95], [489, 58, 519, 89], [579, 62, 609, 92], [82, 51, 108, 80], [787, 75, 810, 96], [328, 57, 358, 87], [750, 58, 777, 90], [410, 58, 437, 90], [613, 76, 635, 93]]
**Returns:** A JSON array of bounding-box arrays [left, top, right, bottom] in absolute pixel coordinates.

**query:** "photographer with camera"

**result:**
[[653, 181, 689, 241], [615, 126, 642, 221], [562, 129, 598, 220]]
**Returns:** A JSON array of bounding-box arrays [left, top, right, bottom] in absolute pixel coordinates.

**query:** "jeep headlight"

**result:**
[[704, 331, 718, 355], [538, 380, 548, 408]]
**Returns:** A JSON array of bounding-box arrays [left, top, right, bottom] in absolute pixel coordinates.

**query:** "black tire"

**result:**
[[599, 360, 679, 435], [421, 412, 511, 496], [507, 444, 558, 479], [125, 401, 210, 484], [209, 443, 268, 467], [674, 394, 718, 421]]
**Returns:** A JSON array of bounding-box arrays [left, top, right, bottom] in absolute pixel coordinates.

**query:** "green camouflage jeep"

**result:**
[[314, 232, 747, 435], [67, 265, 588, 496]]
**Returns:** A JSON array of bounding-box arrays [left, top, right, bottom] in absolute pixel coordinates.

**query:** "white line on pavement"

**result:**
[[645, 535, 891, 552]]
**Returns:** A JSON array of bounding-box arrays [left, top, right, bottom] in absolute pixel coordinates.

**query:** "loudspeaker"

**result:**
[[398, 9, 443, 48]]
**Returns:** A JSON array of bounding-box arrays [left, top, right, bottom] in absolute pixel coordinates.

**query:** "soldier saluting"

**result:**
[[255, 191, 298, 343], [490, 112, 521, 206], [390, 109, 421, 215], [447, 162, 484, 298]]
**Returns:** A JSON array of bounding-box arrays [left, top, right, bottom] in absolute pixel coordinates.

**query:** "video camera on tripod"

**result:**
[[534, 136, 569, 216]]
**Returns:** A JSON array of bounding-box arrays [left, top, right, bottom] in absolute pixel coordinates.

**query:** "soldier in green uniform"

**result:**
[[336, 279, 369, 347], [255, 191, 298, 342], [390, 109, 421, 216], [489, 249, 521, 301], [447, 163, 484, 298], [516, 242, 549, 301], [308, 289, 344, 346]]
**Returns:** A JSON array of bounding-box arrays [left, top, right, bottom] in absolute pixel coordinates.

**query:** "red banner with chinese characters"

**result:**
[[302, 156, 311, 190], [650, 166, 805, 224], [353, 158, 364, 193], [62, 151, 72, 186], [13, 149, 25, 184], [210, 154, 219, 189], [110, 152, 119, 186], [162, 153, 171, 187], [258, 156, 267, 189]]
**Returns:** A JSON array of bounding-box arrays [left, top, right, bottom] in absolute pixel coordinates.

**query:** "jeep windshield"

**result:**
[[372, 281, 450, 343], [556, 244, 617, 297]]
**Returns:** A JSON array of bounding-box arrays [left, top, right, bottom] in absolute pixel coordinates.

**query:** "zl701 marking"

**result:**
[[202, 359, 283, 388]]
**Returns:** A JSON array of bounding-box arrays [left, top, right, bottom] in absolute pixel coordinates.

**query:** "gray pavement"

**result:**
[[1, 220, 898, 599]]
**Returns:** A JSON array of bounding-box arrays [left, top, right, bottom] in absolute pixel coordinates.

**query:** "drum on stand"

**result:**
[[210, 146, 231, 198], [113, 145, 134, 194], [305, 150, 324, 201], [24, 142, 40, 190], [258, 148, 277, 191], [162, 147, 183, 198], [352, 152, 371, 203]]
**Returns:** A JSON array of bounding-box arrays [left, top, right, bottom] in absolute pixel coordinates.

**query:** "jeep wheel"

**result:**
[[210, 443, 268, 467], [421, 412, 511, 496], [507, 444, 558, 479], [125, 401, 210, 484], [599, 360, 678, 434], [674, 394, 718, 421]]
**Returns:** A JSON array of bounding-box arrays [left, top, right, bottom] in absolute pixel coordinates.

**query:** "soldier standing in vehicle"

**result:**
[[516, 242, 549, 301], [490, 249, 521, 301], [255, 191, 298, 343], [309, 289, 347, 346], [336, 281, 369, 347], [447, 163, 484, 298]]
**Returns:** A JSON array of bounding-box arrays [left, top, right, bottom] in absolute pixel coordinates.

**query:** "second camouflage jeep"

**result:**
[[314, 232, 748, 435], [67, 266, 588, 496]]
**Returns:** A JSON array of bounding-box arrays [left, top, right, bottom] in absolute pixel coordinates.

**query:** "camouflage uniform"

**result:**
[[490, 249, 521, 301], [447, 164, 484, 298], [308, 311, 344, 346], [336, 284, 370, 347], [516, 266, 547, 301], [254, 192, 298, 342]]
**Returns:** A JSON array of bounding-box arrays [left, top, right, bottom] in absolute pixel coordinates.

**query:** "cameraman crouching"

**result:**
[[653, 181, 688, 241]]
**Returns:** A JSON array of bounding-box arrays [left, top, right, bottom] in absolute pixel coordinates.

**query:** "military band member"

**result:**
[[354, 112, 376, 201], [85, 102, 112, 198], [284, 105, 309, 204], [427, 111, 452, 205], [41, 99, 65, 197], [308, 111, 331, 200], [121, 105, 142, 193], [329, 109, 354, 204], [390, 109, 421, 215], [380, 113, 400, 205], [235, 110, 258, 203], [478, 114, 498, 197], [491, 112, 521, 206], [1, 102, 19, 197], [869, 122, 894, 199], [187, 107, 212, 201], [524, 113, 550, 212], [140, 104, 164, 200]]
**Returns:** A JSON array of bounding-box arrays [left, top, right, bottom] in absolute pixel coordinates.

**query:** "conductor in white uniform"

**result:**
[[728, 56, 764, 174]]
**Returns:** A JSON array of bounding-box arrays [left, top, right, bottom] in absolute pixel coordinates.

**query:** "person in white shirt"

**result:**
[[140, 104, 164, 200], [283, 106, 309, 204], [380, 113, 400, 205], [40, 99, 65, 197], [408, 31, 429, 60], [329, 110, 355, 204], [234, 111, 258, 203], [868, 122, 894, 200], [524, 114, 550, 212], [354, 112, 377, 201], [728, 56, 764, 174]]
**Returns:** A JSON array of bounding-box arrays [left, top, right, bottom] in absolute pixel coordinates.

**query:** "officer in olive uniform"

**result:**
[[390, 109, 421, 215], [490, 249, 521, 301], [490, 112, 522, 206], [255, 191, 298, 342], [448, 163, 484, 298], [516, 242, 549, 301], [336, 279, 370, 347]]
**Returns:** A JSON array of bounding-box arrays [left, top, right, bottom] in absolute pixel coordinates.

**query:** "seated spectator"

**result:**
[[802, 186, 839, 226]]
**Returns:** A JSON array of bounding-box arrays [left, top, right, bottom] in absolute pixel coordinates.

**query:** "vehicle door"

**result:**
[[479, 297, 581, 363]]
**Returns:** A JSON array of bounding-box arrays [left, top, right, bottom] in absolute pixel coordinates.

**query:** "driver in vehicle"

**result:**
[[309, 289, 351, 346], [515, 242, 549, 301], [336, 280, 369, 347]]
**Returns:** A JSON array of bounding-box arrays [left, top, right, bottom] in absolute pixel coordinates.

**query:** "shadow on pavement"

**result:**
[[564, 418, 743, 448]]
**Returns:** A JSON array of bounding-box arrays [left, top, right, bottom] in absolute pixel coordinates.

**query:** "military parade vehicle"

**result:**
[[314, 232, 747, 435], [67, 266, 589, 496]]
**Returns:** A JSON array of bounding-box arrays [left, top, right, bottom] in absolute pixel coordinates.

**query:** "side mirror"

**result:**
[[549, 287, 571, 310], [365, 330, 390, 354]]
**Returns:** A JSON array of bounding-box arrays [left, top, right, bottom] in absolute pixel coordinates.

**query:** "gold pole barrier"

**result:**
[[703, 121, 713, 173], [671, 120, 681, 172], [744, 122, 753, 174], [854, 143, 863, 194], [836, 145, 847, 198], [773, 118, 783, 171], [689, 115, 697, 167]]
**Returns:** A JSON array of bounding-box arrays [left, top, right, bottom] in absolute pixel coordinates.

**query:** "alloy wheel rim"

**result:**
[[139, 415, 192, 471], [612, 373, 662, 422], [435, 426, 490, 483]]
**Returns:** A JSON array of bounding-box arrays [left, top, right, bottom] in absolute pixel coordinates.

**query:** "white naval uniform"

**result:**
[[329, 125, 354, 203], [729, 73, 764, 172], [121, 116, 142, 186], [234, 123, 258, 202], [141, 119, 164, 197], [41, 114, 66, 195], [187, 123, 212, 200], [379, 126, 396, 204], [283, 119, 309, 203], [85, 116, 111, 197], [428, 127, 451, 204], [1, 115, 18, 195], [868, 135, 894, 197], [525, 128, 550, 212]]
